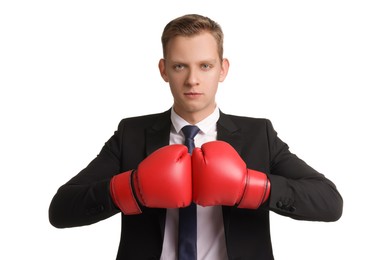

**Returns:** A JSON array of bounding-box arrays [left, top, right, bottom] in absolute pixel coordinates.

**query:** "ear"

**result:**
[[219, 58, 230, 82], [158, 59, 169, 82]]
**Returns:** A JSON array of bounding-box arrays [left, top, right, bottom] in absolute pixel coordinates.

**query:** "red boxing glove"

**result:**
[[110, 144, 192, 215], [192, 141, 271, 209]]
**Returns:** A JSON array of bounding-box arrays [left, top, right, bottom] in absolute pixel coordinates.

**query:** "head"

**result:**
[[161, 14, 224, 62], [159, 14, 229, 124]]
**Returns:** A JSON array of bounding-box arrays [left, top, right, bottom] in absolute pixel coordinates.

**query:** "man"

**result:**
[[49, 14, 343, 259]]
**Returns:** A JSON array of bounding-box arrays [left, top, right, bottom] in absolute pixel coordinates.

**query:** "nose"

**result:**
[[185, 68, 200, 86]]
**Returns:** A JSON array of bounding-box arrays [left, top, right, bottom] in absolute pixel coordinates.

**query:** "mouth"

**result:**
[[184, 92, 203, 98]]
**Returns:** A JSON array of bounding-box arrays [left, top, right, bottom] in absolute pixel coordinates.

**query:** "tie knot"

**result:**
[[182, 125, 200, 140], [182, 125, 200, 154]]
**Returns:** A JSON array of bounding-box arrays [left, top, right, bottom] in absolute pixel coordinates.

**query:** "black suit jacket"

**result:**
[[49, 109, 343, 260]]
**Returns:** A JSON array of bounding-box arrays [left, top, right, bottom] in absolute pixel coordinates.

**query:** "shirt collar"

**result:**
[[171, 106, 220, 134]]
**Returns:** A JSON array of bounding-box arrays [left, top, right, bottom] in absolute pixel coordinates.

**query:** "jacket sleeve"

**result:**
[[265, 120, 343, 222], [48, 121, 125, 228]]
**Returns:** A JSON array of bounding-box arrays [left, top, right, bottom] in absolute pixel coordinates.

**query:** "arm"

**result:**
[[49, 124, 124, 228], [265, 119, 343, 221], [49, 119, 192, 228]]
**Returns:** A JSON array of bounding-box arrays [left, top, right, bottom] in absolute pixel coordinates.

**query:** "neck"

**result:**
[[173, 105, 216, 125]]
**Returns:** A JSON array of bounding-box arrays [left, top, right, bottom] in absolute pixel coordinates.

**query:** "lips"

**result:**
[[184, 92, 203, 97]]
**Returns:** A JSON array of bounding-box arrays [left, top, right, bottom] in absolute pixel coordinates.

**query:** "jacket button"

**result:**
[[276, 201, 283, 208], [289, 206, 296, 212]]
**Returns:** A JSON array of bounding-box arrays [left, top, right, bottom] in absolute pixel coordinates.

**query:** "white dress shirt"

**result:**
[[160, 107, 228, 260]]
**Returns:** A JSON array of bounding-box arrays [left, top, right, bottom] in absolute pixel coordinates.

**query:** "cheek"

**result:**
[[168, 81, 183, 97], [205, 71, 222, 84], [168, 79, 183, 93], [167, 71, 186, 84]]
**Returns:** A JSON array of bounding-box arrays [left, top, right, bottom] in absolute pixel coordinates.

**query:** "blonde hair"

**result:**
[[161, 14, 224, 61]]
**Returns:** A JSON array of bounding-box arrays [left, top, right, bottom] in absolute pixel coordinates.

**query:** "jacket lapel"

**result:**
[[217, 110, 242, 154], [145, 109, 172, 156]]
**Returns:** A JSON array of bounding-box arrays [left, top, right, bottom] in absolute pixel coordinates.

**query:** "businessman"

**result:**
[[49, 14, 343, 260]]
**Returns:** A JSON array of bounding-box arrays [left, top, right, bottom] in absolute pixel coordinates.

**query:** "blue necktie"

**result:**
[[178, 125, 200, 260]]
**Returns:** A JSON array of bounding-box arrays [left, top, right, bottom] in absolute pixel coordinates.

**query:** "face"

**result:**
[[159, 32, 229, 124]]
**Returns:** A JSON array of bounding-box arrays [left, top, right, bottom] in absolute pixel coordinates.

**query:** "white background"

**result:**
[[1, 1, 389, 259]]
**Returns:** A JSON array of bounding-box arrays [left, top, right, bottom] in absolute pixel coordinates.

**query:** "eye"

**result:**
[[201, 64, 213, 70], [173, 64, 185, 71]]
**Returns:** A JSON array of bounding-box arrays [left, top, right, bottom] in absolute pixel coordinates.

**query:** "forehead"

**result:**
[[165, 32, 219, 61]]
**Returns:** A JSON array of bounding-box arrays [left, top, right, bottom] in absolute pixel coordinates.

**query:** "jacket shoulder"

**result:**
[[120, 110, 169, 123], [221, 112, 273, 130], [117, 110, 171, 129]]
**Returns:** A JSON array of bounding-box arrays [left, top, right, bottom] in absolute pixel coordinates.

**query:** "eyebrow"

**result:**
[[169, 59, 218, 64]]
